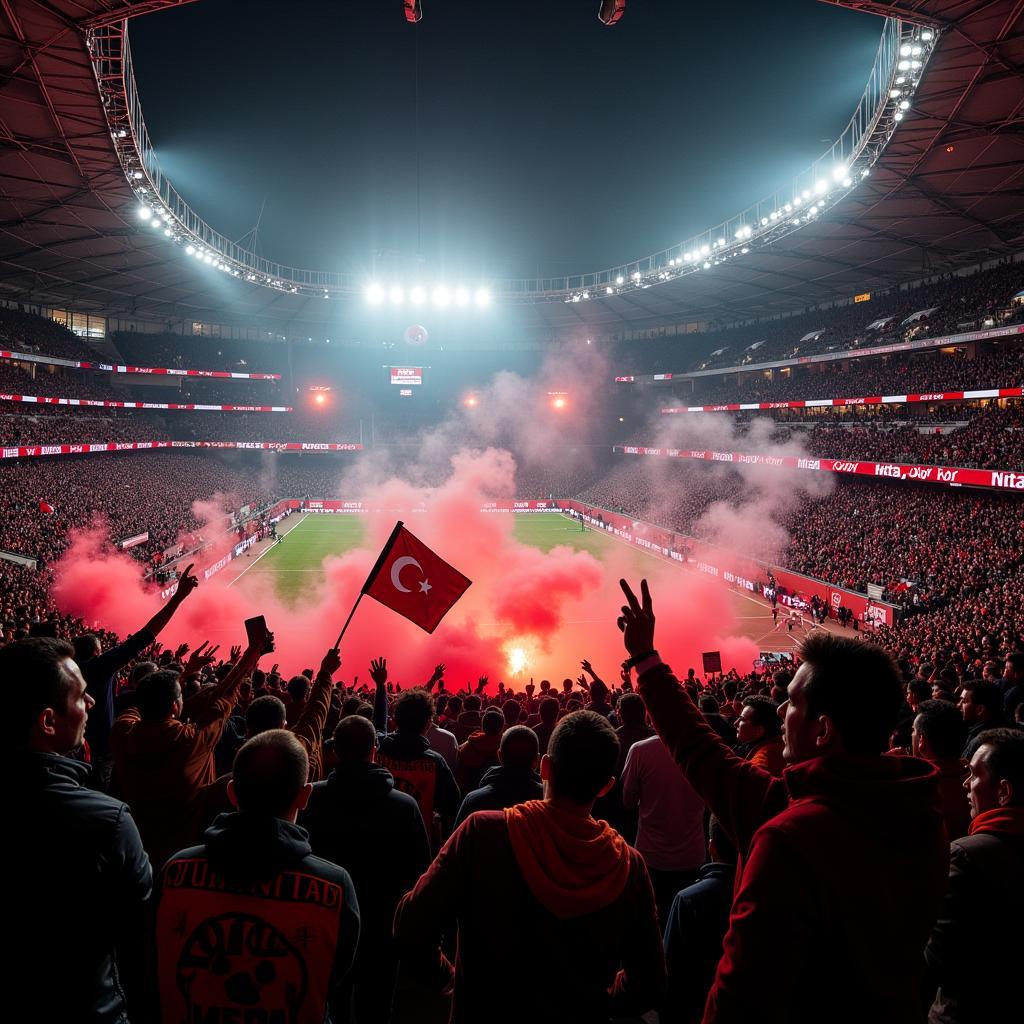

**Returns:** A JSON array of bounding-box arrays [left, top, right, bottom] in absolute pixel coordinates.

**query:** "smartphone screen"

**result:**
[[244, 615, 267, 649]]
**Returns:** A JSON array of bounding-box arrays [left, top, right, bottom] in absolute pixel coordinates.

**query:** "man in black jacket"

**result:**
[[4, 636, 152, 1023], [303, 715, 431, 1024], [377, 688, 461, 841], [155, 729, 360, 1024], [454, 724, 543, 827]]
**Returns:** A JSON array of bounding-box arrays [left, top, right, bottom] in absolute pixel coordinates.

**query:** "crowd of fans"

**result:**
[[611, 259, 1023, 373], [0, 306, 107, 361], [7, 563, 1022, 1023]]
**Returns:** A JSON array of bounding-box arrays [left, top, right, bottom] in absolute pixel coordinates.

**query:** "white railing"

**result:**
[[89, 16, 933, 302]]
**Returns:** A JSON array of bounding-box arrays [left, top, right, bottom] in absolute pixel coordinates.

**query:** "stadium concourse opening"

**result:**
[[1, 2, 1022, 1024]]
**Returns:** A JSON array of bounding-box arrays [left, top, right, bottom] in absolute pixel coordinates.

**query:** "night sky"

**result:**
[[130, 0, 883, 283]]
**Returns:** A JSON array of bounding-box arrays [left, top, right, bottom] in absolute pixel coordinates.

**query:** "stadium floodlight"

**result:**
[[895, 76, 906, 84], [898, 60, 910, 70], [832, 164, 847, 181], [683, 252, 692, 262], [760, 217, 768, 226], [389, 285, 405, 305], [922, 29, 933, 41], [809, 205, 818, 215], [410, 285, 427, 305], [632, 271, 641, 280], [203, 253, 213, 263], [702, 261, 711, 269], [669, 258, 676, 266], [616, 275, 624, 284], [911, 46, 922, 56], [571, 293, 581, 302], [137, 205, 152, 220], [890, 88, 902, 98], [432, 286, 451, 307], [741, 247, 749, 254], [582, 290, 590, 299], [163, 228, 172, 237], [606, 286, 614, 294], [365, 283, 384, 305], [185, 244, 195, 256], [842, 177, 852, 187], [452, 286, 468, 307], [900, 43, 912, 56], [814, 179, 828, 194], [794, 196, 803, 207], [717, 238, 725, 246], [474, 287, 491, 308], [132, 170, 143, 179], [911, 60, 921, 69], [894, 111, 904, 121], [899, 99, 910, 110]]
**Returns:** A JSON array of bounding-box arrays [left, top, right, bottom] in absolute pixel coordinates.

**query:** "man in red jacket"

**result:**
[[394, 709, 665, 1023], [617, 578, 947, 1024]]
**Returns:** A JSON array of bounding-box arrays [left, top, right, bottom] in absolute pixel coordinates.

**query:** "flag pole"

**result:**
[[334, 520, 405, 649]]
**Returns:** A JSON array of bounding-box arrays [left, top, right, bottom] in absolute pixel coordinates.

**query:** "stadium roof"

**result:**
[[0, 0, 1020, 334]]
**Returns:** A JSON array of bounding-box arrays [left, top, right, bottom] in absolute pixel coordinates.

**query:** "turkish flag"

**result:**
[[39, 500, 55, 514], [363, 522, 471, 634]]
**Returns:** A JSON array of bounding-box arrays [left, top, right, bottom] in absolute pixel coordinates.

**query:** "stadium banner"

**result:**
[[660, 386, 1023, 414], [0, 393, 292, 412], [0, 349, 281, 379], [389, 366, 423, 385], [117, 532, 149, 551], [289, 499, 558, 514], [0, 441, 364, 460], [613, 446, 1024, 492], [561, 501, 895, 627], [616, 322, 1024, 383]]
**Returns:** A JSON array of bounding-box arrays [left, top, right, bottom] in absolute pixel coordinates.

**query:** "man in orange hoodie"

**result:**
[[394, 709, 665, 1023]]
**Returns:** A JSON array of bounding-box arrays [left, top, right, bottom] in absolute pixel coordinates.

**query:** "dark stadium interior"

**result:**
[[1, 2, 1021, 1024]]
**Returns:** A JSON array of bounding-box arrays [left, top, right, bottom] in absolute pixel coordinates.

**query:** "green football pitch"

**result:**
[[229, 512, 818, 654], [234, 511, 655, 605]]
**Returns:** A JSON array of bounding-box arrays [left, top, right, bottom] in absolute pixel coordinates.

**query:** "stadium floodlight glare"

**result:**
[[163, 228, 172, 237], [842, 177, 852, 188], [605, 286, 614, 294], [137, 205, 152, 220], [683, 252, 692, 262], [410, 285, 426, 305], [616, 275, 624, 284], [911, 46, 922, 56], [669, 258, 676, 266], [922, 29, 933, 41], [809, 204, 818, 215], [454, 286, 469, 307], [185, 245, 195, 256], [794, 196, 803, 207], [894, 111, 904, 121], [132, 170, 143, 179], [474, 287, 491, 308], [632, 271, 642, 280], [582, 290, 590, 299], [832, 164, 847, 181], [432, 286, 451, 307], [911, 60, 921, 69], [389, 285, 405, 305], [900, 43, 912, 56], [814, 179, 828, 195], [898, 60, 910, 70], [895, 76, 906, 85], [365, 283, 384, 305], [203, 253, 213, 263], [890, 88, 902, 98], [702, 261, 711, 269], [700, 244, 710, 255], [899, 99, 910, 110]]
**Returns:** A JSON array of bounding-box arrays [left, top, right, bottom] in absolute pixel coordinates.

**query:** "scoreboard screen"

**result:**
[[389, 366, 423, 386]]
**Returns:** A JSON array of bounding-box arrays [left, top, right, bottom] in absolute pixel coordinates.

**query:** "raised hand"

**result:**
[[618, 578, 656, 658], [174, 642, 190, 659], [319, 647, 342, 679], [431, 663, 446, 681], [182, 640, 218, 676], [370, 657, 388, 687], [174, 563, 199, 602], [581, 659, 595, 677], [576, 674, 590, 692], [229, 644, 242, 663], [476, 675, 488, 694]]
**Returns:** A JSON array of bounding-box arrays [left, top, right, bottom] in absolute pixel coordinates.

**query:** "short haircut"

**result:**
[[1006, 652, 1024, 675], [976, 728, 1024, 804], [915, 700, 967, 760], [962, 679, 1004, 718], [0, 637, 76, 745], [464, 694, 481, 712], [500, 725, 539, 770], [539, 696, 559, 723], [908, 679, 932, 704], [618, 692, 647, 728], [799, 633, 902, 756], [72, 634, 100, 665], [723, 681, 737, 700], [447, 695, 463, 715], [742, 695, 782, 737], [482, 709, 505, 736], [129, 661, 157, 687], [393, 689, 434, 733], [502, 699, 521, 725], [135, 670, 183, 721], [698, 695, 720, 715], [232, 730, 309, 817], [287, 675, 310, 702], [546, 710, 619, 804], [708, 814, 737, 865], [246, 695, 287, 736], [333, 715, 377, 765]]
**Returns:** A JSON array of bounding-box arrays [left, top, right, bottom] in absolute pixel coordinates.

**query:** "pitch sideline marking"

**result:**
[[228, 512, 310, 587]]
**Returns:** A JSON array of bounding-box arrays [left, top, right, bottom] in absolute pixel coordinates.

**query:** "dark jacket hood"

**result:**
[[202, 811, 312, 881], [10, 750, 92, 790], [324, 762, 395, 804], [784, 754, 942, 848]]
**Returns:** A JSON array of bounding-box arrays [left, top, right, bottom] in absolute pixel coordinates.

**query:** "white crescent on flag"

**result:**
[[390, 555, 423, 593]]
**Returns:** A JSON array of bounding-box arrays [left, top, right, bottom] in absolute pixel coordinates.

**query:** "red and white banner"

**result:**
[[614, 322, 1024, 383], [291, 499, 556, 514], [390, 366, 423, 385], [661, 386, 1023, 414], [0, 441, 364, 460], [0, 349, 281, 379], [614, 446, 1024, 492], [0, 393, 292, 412], [117, 532, 149, 550]]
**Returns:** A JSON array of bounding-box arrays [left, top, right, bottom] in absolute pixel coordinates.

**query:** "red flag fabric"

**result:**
[[38, 500, 55, 514], [363, 523, 471, 634]]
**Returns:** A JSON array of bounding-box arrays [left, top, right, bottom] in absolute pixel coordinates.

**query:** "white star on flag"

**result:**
[[418, 579, 432, 594]]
